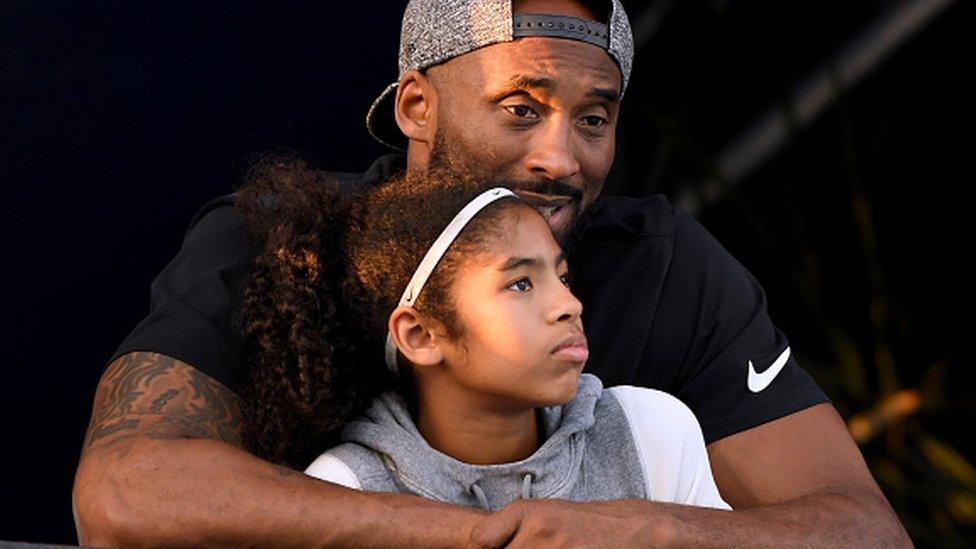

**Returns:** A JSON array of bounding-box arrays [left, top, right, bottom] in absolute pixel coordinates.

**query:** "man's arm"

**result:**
[[470, 403, 911, 548], [697, 402, 909, 546], [73, 352, 485, 547]]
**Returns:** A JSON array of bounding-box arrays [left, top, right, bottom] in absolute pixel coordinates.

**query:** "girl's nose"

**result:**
[[549, 282, 583, 324]]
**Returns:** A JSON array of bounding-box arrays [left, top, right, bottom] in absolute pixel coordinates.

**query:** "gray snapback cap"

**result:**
[[366, 0, 634, 150]]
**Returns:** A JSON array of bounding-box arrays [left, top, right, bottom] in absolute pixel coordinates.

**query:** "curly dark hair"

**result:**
[[235, 153, 527, 466]]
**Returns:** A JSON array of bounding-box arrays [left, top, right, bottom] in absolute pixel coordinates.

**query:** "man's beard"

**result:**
[[428, 128, 592, 247]]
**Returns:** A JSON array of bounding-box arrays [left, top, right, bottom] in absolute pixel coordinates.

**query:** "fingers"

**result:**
[[471, 499, 661, 549], [468, 504, 524, 549]]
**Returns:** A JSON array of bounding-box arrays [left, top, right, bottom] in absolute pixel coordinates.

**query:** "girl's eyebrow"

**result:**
[[499, 251, 567, 272]]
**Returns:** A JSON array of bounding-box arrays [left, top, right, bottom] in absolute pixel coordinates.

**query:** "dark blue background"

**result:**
[[2, 1, 972, 544]]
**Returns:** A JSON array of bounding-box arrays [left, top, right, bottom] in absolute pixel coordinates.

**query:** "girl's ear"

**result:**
[[394, 70, 436, 145], [388, 305, 445, 368]]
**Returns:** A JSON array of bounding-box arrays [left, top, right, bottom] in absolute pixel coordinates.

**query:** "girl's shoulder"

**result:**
[[598, 385, 731, 509], [601, 384, 701, 442], [305, 447, 362, 489], [304, 441, 399, 493]]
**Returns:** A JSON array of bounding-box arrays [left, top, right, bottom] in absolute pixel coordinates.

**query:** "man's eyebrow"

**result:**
[[588, 87, 620, 103], [487, 75, 619, 104], [487, 75, 555, 102], [509, 75, 555, 92]]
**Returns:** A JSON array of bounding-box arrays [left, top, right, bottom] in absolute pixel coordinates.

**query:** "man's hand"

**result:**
[[469, 498, 688, 548]]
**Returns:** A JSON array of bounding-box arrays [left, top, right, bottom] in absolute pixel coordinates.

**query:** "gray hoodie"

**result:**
[[306, 374, 730, 511]]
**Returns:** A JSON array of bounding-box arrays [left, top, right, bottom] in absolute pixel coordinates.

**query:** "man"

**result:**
[[73, 0, 910, 546]]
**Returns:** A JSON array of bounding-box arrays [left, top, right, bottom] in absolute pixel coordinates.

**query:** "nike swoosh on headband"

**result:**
[[746, 346, 791, 393], [384, 187, 517, 373]]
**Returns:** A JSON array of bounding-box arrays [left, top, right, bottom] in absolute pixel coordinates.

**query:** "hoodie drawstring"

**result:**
[[470, 483, 490, 510], [469, 473, 534, 511], [521, 473, 533, 499]]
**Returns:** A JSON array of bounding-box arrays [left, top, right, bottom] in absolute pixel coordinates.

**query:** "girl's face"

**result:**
[[435, 205, 587, 411]]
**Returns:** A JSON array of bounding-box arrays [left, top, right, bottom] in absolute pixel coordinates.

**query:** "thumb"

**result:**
[[468, 506, 523, 549]]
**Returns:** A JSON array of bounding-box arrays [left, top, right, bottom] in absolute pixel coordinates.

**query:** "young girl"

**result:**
[[236, 158, 729, 512]]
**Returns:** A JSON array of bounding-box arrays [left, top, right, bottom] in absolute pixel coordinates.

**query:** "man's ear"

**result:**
[[388, 305, 445, 368], [394, 70, 437, 145]]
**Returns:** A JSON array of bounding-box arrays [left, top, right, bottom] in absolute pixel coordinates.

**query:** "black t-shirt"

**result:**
[[112, 154, 828, 444]]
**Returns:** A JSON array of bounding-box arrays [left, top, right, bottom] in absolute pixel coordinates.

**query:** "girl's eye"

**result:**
[[508, 278, 533, 292], [505, 104, 538, 119], [559, 273, 571, 287]]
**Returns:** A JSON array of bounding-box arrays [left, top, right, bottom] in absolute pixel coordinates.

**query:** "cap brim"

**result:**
[[366, 82, 407, 151]]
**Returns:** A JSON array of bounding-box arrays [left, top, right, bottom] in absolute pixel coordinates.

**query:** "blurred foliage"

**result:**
[[613, 1, 974, 546], [708, 122, 974, 548], [831, 186, 974, 546], [714, 166, 975, 547]]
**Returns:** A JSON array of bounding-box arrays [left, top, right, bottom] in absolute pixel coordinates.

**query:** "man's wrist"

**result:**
[[609, 499, 684, 547], [357, 489, 489, 548]]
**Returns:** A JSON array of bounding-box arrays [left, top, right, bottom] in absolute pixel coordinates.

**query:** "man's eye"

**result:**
[[505, 105, 538, 119], [508, 278, 533, 292], [580, 115, 606, 127]]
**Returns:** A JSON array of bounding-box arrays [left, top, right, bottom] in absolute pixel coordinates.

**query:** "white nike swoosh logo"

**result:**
[[747, 347, 791, 393]]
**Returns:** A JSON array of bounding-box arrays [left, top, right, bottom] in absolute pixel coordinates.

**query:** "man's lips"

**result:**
[[551, 334, 589, 363], [517, 190, 577, 221]]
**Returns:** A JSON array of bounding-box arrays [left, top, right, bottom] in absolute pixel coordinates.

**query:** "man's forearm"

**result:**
[[470, 486, 910, 548], [74, 435, 483, 547], [658, 488, 911, 548], [475, 403, 911, 548], [74, 352, 484, 547]]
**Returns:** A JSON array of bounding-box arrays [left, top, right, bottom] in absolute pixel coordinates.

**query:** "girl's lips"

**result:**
[[551, 334, 589, 363]]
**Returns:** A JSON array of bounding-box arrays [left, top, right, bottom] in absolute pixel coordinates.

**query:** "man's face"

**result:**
[[424, 2, 622, 240]]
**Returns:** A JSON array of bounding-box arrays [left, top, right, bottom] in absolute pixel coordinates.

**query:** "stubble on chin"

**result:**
[[428, 128, 595, 247]]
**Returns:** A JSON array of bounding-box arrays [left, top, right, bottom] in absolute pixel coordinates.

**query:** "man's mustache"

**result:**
[[505, 180, 584, 200]]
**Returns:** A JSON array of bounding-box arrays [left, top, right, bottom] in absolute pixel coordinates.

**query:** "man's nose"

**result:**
[[548, 283, 584, 325], [524, 119, 580, 182]]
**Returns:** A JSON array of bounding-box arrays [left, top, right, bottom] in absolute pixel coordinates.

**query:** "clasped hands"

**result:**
[[466, 498, 678, 549]]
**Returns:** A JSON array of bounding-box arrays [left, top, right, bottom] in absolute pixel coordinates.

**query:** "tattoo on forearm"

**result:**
[[83, 352, 243, 451], [89, 419, 140, 441], [150, 389, 180, 413]]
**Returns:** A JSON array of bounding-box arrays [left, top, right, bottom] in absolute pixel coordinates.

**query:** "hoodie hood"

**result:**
[[340, 374, 604, 511]]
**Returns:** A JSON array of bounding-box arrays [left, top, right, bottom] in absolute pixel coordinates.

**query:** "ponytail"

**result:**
[[236, 152, 387, 466]]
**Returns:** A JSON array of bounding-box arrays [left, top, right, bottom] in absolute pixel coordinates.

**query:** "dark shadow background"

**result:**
[[2, 0, 973, 546]]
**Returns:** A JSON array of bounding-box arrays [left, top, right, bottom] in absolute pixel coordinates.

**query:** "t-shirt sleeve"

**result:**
[[608, 386, 730, 510], [655, 209, 829, 443], [108, 195, 258, 393], [305, 451, 363, 490]]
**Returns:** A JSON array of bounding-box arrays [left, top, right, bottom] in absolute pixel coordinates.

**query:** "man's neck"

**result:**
[[414, 384, 543, 465], [406, 140, 430, 172]]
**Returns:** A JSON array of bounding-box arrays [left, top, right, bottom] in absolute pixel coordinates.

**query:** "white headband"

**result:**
[[384, 187, 517, 373]]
